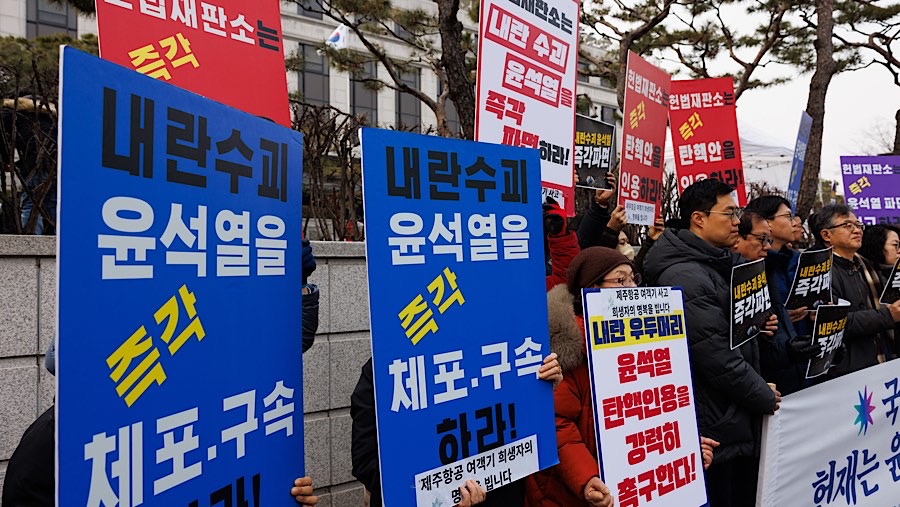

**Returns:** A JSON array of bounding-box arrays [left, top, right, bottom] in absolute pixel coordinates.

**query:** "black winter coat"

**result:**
[[644, 229, 776, 464], [2, 406, 54, 507], [576, 200, 619, 250], [826, 254, 894, 378], [302, 285, 319, 353]]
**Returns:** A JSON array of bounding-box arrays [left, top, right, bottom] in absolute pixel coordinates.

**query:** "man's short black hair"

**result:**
[[745, 195, 791, 220], [859, 224, 900, 265], [738, 210, 766, 238], [679, 179, 735, 222], [808, 204, 853, 244]]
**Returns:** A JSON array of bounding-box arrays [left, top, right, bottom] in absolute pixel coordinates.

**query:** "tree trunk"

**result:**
[[796, 0, 838, 219], [616, 37, 632, 110], [894, 108, 900, 154], [438, 0, 476, 140]]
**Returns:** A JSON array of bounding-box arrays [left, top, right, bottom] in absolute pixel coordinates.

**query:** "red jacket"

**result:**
[[526, 285, 600, 507], [546, 231, 580, 291]]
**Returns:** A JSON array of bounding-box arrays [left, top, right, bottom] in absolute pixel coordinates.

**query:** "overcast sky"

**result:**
[[735, 64, 899, 194]]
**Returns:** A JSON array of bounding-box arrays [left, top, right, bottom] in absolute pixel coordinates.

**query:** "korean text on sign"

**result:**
[[476, 0, 579, 212], [360, 128, 557, 507], [96, 0, 290, 125], [584, 286, 708, 506], [669, 78, 747, 206], [618, 52, 671, 226], [840, 156, 900, 227], [57, 48, 304, 506]]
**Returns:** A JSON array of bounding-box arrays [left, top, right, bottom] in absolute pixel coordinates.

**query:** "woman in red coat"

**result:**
[[526, 247, 718, 507], [526, 246, 634, 507]]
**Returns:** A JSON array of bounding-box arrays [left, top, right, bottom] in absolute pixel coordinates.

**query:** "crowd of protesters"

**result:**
[[350, 177, 900, 507], [5, 171, 899, 507]]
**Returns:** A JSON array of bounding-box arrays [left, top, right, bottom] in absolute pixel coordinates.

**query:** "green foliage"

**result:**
[[0, 33, 98, 101]]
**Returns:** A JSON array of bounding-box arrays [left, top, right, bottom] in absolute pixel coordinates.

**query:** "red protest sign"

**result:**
[[96, 0, 290, 126], [618, 52, 670, 226], [669, 78, 746, 206]]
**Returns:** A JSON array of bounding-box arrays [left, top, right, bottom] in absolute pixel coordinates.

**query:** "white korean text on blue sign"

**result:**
[[360, 128, 557, 507], [57, 47, 304, 506]]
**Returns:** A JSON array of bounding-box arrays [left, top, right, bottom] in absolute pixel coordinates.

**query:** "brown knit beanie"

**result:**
[[566, 246, 633, 299]]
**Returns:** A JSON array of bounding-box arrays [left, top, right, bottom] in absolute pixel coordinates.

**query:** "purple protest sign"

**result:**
[[840, 156, 900, 226]]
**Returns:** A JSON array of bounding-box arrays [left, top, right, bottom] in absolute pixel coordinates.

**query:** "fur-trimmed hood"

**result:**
[[547, 284, 586, 374]]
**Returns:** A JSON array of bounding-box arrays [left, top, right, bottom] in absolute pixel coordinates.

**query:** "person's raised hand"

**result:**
[[584, 477, 614, 507], [538, 353, 563, 388], [291, 477, 319, 506], [455, 480, 486, 507], [608, 205, 627, 232], [594, 173, 617, 207]]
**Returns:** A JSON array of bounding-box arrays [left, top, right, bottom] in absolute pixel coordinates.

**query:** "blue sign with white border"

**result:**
[[360, 127, 557, 507], [57, 47, 304, 506], [787, 111, 812, 211]]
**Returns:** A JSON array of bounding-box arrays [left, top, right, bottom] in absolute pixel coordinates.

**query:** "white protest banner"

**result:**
[[475, 0, 579, 212], [584, 287, 707, 507], [757, 360, 900, 506]]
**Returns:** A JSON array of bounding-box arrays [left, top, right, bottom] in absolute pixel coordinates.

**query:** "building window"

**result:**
[[297, 0, 324, 20], [576, 94, 593, 116], [396, 70, 421, 132], [352, 61, 378, 125], [438, 81, 460, 136], [26, 0, 77, 39], [395, 22, 414, 41], [297, 43, 330, 107], [577, 58, 591, 83], [601, 105, 616, 124]]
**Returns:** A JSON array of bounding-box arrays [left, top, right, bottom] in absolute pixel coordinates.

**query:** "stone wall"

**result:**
[[0, 236, 370, 506]]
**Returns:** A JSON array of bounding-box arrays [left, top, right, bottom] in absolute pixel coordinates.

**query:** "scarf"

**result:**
[[856, 254, 895, 362]]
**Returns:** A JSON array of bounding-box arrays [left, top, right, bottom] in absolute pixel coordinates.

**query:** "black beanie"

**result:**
[[566, 246, 633, 299]]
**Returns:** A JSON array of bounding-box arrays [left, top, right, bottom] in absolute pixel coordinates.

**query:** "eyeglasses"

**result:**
[[771, 211, 795, 221], [825, 221, 865, 232], [747, 232, 774, 245], [705, 208, 743, 221], [602, 273, 642, 286]]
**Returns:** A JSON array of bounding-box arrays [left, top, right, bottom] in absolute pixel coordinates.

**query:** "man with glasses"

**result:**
[[733, 210, 773, 261], [745, 196, 817, 394], [644, 180, 779, 507], [734, 209, 821, 395], [809, 204, 900, 378], [745, 197, 802, 310]]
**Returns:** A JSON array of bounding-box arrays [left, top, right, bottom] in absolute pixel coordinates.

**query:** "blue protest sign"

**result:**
[[360, 128, 557, 507], [786, 111, 812, 211], [57, 47, 303, 506]]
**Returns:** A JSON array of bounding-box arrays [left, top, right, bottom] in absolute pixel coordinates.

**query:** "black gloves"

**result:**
[[542, 200, 566, 238], [787, 335, 823, 361]]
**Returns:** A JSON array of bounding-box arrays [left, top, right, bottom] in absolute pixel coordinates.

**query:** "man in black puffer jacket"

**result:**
[[643, 179, 779, 507]]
